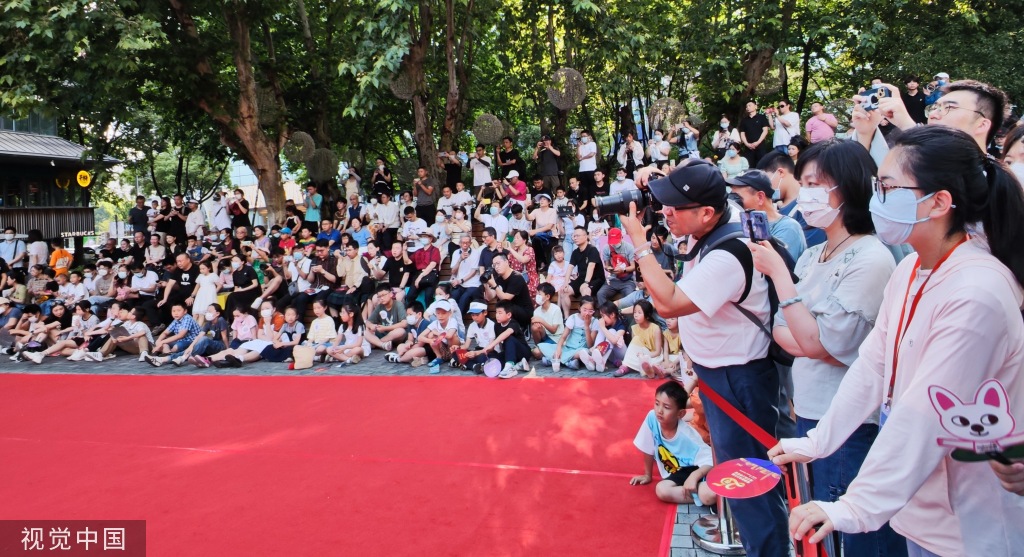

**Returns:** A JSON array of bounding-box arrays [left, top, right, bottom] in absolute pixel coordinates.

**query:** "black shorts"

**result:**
[[665, 465, 700, 486]]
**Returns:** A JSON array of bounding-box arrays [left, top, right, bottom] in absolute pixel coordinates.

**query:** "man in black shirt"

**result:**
[[495, 136, 525, 179], [157, 253, 198, 321], [166, 194, 189, 241], [738, 101, 770, 167], [438, 151, 463, 189], [128, 196, 150, 234], [127, 231, 148, 268], [482, 255, 531, 329], [569, 226, 605, 298], [901, 75, 928, 124], [383, 241, 415, 292], [532, 134, 562, 193]]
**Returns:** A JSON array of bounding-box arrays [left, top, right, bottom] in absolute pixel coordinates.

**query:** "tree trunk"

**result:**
[[439, 0, 474, 152], [796, 38, 814, 113], [407, 0, 441, 185]]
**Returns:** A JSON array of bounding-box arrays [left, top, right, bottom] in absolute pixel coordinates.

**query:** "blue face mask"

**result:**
[[869, 188, 935, 245], [726, 149, 737, 158]]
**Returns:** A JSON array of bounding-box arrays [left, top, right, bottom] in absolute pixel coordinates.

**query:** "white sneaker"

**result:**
[[68, 350, 86, 361], [25, 351, 45, 364], [498, 362, 519, 379], [86, 351, 103, 362], [593, 350, 609, 372], [138, 351, 149, 362], [104, 354, 116, 361], [578, 351, 596, 371]]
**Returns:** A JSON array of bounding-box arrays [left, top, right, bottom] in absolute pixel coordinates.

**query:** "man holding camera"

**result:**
[[619, 159, 789, 557], [482, 255, 532, 330], [532, 135, 562, 193]]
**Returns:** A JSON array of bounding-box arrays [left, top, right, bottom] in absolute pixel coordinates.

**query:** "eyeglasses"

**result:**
[[872, 176, 925, 202], [925, 102, 986, 120]]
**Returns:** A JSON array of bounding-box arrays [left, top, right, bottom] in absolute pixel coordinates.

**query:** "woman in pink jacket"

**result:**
[[771, 126, 1024, 557]]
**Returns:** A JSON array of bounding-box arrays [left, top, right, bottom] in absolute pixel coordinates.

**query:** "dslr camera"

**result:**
[[594, 172, 665, 217], [480, 268, 494, 283]]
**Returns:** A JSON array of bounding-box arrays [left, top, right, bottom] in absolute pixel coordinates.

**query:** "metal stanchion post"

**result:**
[[690, 496, 745, 555], [691, 444, 745, 555]]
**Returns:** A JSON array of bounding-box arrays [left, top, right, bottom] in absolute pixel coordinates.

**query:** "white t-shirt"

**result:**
[[479, 213, 509, 240], [532, 303, 564, 342], [508, 216, 531, 234], [123, 320, 155, 344], [609, 179, 637, 195], [427, 316, 464, 343], [577, 141, 597, 172], [28, 241, 48, 266], [437, 196, 459, 216], [132, 270, 160, 297], [469, 156, 493, 187], [451, 247, 482, 288], [676, 242, 770, 367], [401, 218, 429, 239], [466, 318, 498, 352], [633, 410, 714, 479], [773, 112, 801, 147], [372, 202, 401, 229]]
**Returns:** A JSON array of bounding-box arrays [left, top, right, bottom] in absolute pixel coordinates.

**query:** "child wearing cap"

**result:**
[[277, 228, 296, 253], [458, 301, 496, 372], [465, 301, 531, 378], [397, 299, 462, 370]]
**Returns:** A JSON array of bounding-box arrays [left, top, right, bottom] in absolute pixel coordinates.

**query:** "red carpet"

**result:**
[[0, 375, 673, 556]]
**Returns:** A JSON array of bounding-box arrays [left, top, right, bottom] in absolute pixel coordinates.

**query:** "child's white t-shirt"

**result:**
[[465, 318, 498, 353], [633, 410, 713, 479]]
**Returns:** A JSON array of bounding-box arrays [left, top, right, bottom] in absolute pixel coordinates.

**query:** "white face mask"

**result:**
[[454, 213, 464, 221], [721, 122, 729, 129], [84, 273, 93, 279], [118, 271, 128, 279], [378, 165, 385, 171], [3, 233, 12, 241], [98, 269, 108, 277], [580, 137, 589, 144], [371, 198, 378, 205], [204, 312, 215, 321], [406, 315, 418, 325], [616, 176, 625, 182], [654, 134, 663, 141], [535, 294, 545, 305], [490, 207, 500, 216], [231, 262, 241, 270], [869, 189, 934, 245], [235, 194, 242, 200], [420, 238, 431, 246], [436, 216, 445, 224], [798, 187, 843, 229], [261, 309, 273, 318]]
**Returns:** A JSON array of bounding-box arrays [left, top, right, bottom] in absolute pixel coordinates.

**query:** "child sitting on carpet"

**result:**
[[630, 380, 716, 507]]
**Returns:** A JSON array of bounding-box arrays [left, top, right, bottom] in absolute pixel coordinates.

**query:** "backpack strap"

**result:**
[[707, 234, 774, 338]]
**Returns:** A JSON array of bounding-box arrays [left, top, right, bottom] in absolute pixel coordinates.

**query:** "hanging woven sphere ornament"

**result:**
[[283, 131, 315, 164], [389, 70, 416, 101], [472, 114, 504, 146], [307, 148, 340, 183], [648, 98, 686, 130], [256, 86, 283, 126], [546, 68, 587, 111]]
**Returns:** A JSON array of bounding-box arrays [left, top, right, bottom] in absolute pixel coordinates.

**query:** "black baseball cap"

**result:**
[[725, 170, 774, 196], [648, 159, 728, 209]]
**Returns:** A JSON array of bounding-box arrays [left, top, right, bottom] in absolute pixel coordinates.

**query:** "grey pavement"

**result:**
[[3, 349, 716, 556]]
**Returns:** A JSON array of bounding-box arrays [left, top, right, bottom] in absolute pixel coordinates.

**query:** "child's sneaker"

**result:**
[[384, 352, 399, 363], [498, 362, 519, 379], [471, 363, 485, 375], [592, 350, 609, 372], [578, 351, 596, 371], [67, 350, 86, 361], [138, 351, 149, 363], [540, 357, 552, 366], [24, 351, 44, 364], [613, 365, 631, 377], [565, 359, 581, 370]]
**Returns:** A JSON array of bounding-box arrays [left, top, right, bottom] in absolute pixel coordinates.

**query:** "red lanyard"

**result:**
[[886, 237, 968, 404]]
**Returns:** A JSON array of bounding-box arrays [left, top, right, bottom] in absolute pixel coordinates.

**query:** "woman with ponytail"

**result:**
[[771, 126, 1024, 557]]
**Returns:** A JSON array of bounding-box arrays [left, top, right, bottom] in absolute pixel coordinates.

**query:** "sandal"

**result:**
[[613, 365, 631, 377]]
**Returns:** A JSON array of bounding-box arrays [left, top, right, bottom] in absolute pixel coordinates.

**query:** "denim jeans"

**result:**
[[797, 417, 908, 557], [694, 357, 790, 557], [169, 335, 225, 360]]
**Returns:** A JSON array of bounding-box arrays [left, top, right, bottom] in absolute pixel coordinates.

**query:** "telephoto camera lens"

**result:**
[[595, 189, 655, 217]]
